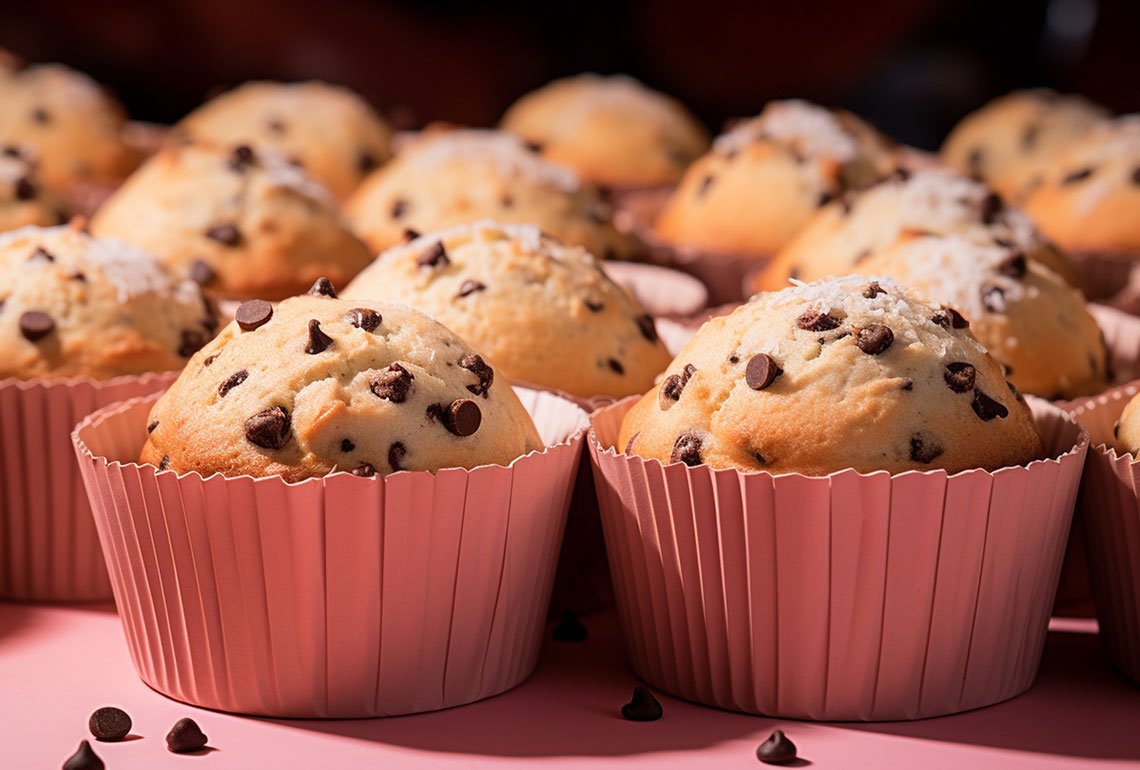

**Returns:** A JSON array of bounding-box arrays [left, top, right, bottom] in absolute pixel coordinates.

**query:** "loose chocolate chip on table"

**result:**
[[88, 706, 132, 742], [371, 363, 414, 403], [341, 438, 355, 452], [621, 686, 663, 722], [862, 281, 885, 299], [1061, 167, 1094, 185], [981, 285, 1006, 313], [62, 740, 104, 770], [607, 358, 625, 375], [910, 434, 944, 464], [166, 717, 208, 754], [584, 299, 604, 312], [29, 246, 53, 262], [756, 729, 798, 764], [417, 241, 450, 269], [932, 306, 969, 330], [971, 390, 1009, 421], [745, 353, 783, 390], [307, 277, 338, 298], [147, 420, 159, 433], [636, 314, 658, 343], [189, 259, 216, 286], [227, 144, 255, 171], [19, 310, 55, 341], [459, 354, 494, 397], [388, 441, 406, 472], [623, 432, 640, 455], [670, 432, 704, 467], [205, 223, 241, 246], [305, 319, 334, 354], [391, 198, 408, 219], [244, 406, 292, 449], [456, 280, 485, 298], [218, 369, 249, 397], [358, 151, 379, 175], [856, 324, 893, 355], [178, 329, 206, 357], [979, 192, 1003, 224], [553, 611, 588, 642], [403, 227, 420, 241], [345, 307, 382, 331], [235, 300, 273, 331], [796, 311, 840, 332], [996, 253, 1027, 279], [352, 463, 376, 477], [944, 362, 977, 393], [14, 176, 36, 200]]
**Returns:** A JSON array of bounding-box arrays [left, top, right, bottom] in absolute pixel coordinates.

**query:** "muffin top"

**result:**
[[941, 89, 1108, 201], [500, 73, 710, 188], [858, 235, 1108, 399], [0, 222, 216, 380], [0, 148, 61, 232], [1115, 392, 1140, 456], [90, 142, 373, 300], [757, 168, 1080, 290], [345, 129, 636, 260], [618, 276, 1043, 476], [176, 80, 394, 200], [1020, 116, 1140, 254], [343, 221, 672, 399], [0, 63, 140, 194], [653, 99, 900, 257], [140, 291, 543, 482]]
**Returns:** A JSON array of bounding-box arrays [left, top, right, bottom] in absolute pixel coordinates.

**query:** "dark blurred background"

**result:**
[[2, 0, 1139, 149]]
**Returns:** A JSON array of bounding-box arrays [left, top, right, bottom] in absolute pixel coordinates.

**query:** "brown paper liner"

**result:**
[[588, 396, 1088, 720], [1068, 249, 1140, 302], [601, 261, 708, 319], [72, 387, 588, 717], [1068, 380, 1140, 683], [0, 372, 177, 600]]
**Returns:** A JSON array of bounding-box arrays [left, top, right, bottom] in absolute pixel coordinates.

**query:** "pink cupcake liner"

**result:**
[[72, 387, 588, 718], [1068, 380, 1140, 683], [1069, 250, 1139, 302], [601, 261, 708, 319], [1089, 303, 1140, 387], [588, 396, 1088, 720], [0, 372, 177, 601], [655, 303, 743, 356]]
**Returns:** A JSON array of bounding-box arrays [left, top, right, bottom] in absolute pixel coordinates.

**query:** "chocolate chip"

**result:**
[[584, 299, 604, 312], [158, 455, 170, 471], [304, 319, 333, 354], [856, 324, 893, 354], [189, 259, 216, 286], [19, 310, 54, 341], [660, 364, 696, 407], [553, 611, 588, 642], [340, 438, 355, 452], [358, 151, 379, 175], [996, 252, 1027, 279], [1132, 167, 1140, 186], [166, 717, 208, 754], [1, 145, 20, 158], [623, 431, 640, 455], [796, 311, 840, 332], [205, 223, 241, 246], [697, 174, 715, 197], [29, 246, 53, 262], [459, 354, 494, 397], [432, 399, 481, 436], [417, 241, 449, 269], [1008, 380, 1024, 402], [403, 227, 420, 241], [910, 434, 944, 464], [371, 363, 414, 402], [670, 432, 704, 466], [979, 192, 1003, 224], [62, 740, 103, 770], [218, 369, 249, 397], [817, 190, 835, 207], [500, 194, 514, 208], [862, 281, 885, 299], [388, 441, 406, 471], [391, 198, 408, 219], [854, 249, 871, 264], [1062, 167, 1094, 185], [636, 314, 658, 343], [607, 358, 625, 375], [751, 451, 768, 466], [147, 420, 159, 433], [352, 463, 376, 477], [227, 144, 255, 171], [203, 354, 218, 367], [178, 329, 206, 357], [944, 362, 976, 393], [982, 285, 1006, 313], [932, 306, 969, 330], [745, 353, 782, 390], [14, 176, 36, 201], [756, 729, 797, 764], [266, 118, 287, 134], [235, 300, 273, 331], [345, 307, 382, 331], [88, 707, 132, 742], [244, 406, 292, 449], [307, 277, 337, 298], [971, 390, 1009, 421], [900, 378, 914, 391], [31, 107, 50, 125], [967, 147, 984, 178], [621, 686, 663, 722], [525, 141, 544, 153], [1021, 123, 1040, 151], [456, 280, 485, 298]]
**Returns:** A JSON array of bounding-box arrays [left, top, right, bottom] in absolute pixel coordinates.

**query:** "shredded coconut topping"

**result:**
[[714, 100, 859, 160], [400, 130, 582, 192]]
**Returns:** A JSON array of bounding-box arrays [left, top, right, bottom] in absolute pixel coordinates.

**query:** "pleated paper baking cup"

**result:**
[[1089, 303, 1140, 386], [655, 303, 743, 356], [588, 396, 1088, 721], [1069, 249, 1139, 302], [0, 372, 176, 601], [601, 261, 708, 319], [72, 387, 587, 718], [1069, 380, 1140, 683]]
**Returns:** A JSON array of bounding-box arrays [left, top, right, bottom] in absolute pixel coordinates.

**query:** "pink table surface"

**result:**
[[2, 604, 1139, 769]]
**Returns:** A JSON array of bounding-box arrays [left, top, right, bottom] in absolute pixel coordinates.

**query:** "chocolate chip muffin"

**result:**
[[0, 149, 61, 232], [941, 89, 1108, 201], [500, 73, 709, 189], [618, 276, 1043, 475], [858, 236, 1108, 399], [1114, 392, 1140, 456], [175, 80, 393, 200], [0, 63, 141, 195], [343, 221, 672, 399], [0, 222, 216, 380], [91, 142, 373, 300], [345, 129, 636, 259], [140, 288, 543, 481], [756, 167, 1080, 291], [653, 100, 900, 258]]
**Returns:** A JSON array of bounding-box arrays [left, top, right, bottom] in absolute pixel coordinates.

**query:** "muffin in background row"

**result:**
[[500, 73, 709, 189], [91, 142, 372, 300], [0, 149, 62, 232], [344, 221, 671, 399]]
